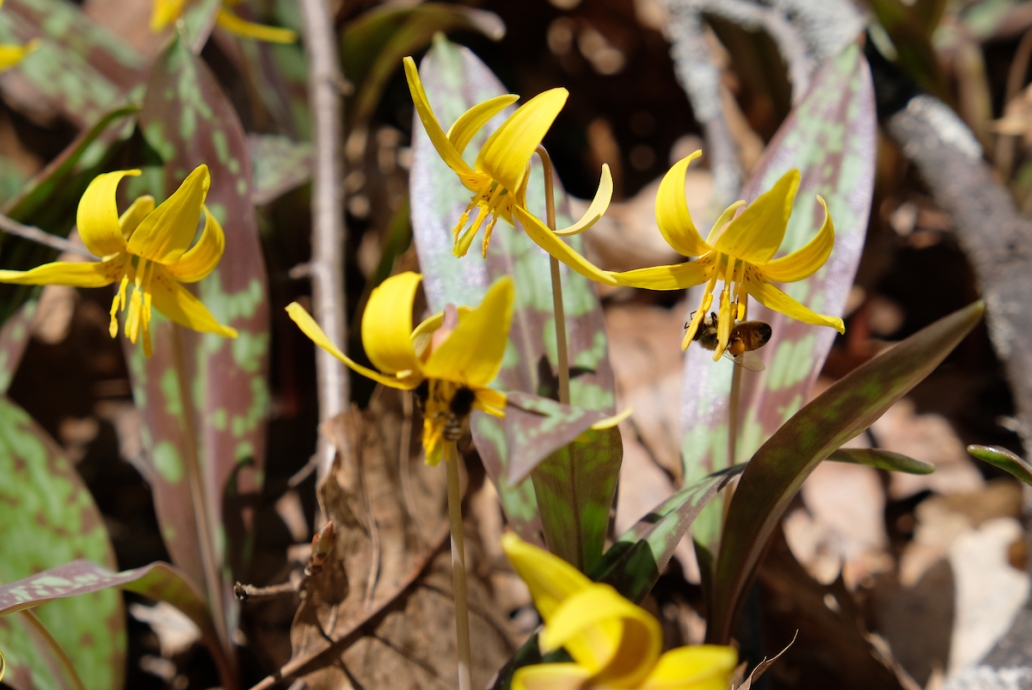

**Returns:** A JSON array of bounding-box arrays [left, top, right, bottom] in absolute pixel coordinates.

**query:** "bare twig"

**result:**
[[298, 0, 348, 482], [234, 580, 299, 601], [0, 215, 95, 259]]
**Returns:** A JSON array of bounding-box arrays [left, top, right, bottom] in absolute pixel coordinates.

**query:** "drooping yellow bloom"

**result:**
[[286, 272, 512, 464], [404, 56, 616, 286], [0, 165, 238, 356], [151, 0, 297, 43], [609, 151, 845, 360], [0, 0, 38, 71], [503, 533, 737, 690]]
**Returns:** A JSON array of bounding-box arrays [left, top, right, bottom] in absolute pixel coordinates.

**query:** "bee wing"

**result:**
[[724, 349, 766, 372]]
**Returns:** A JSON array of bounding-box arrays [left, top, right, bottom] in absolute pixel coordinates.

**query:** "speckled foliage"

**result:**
[[409, 37, 622, 571], [125, 32, 270, 649], [679, 43, 876, 549]]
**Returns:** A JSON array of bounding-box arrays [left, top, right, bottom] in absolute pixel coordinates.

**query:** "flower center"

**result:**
[[452, 176, 512, 258], [421, 379, 476, 457], [118, 257, 157, 357], [682, 254, 749, 357]]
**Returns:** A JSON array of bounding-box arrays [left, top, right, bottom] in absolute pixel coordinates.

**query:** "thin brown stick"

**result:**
[[234, 581, 299, 601], [535, 145, 570, 405], [0, 215, 95, 258], [445, 441, 472, 690], [298, 0, 348, 482]]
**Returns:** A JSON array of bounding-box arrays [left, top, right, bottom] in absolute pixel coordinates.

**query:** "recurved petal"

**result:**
[[287, 302, 422, 390], [608, 252, 716, 291], [77, 169, 140, 257], [0, 255, 127, 287], [150, 265, 238, 338], [119, 195, 155, 239], [511, 664, 591, 690], [542, 583, 662, 684], [403, 56, 475, 178], [215, 9, 297, 43], [514, 206, 617, 286], [745, 269, 845, 333], [128, 165, 210, 264], [0, 39, 37, 72], [704, 200, 745, 246], [167, 206, 225, 283], [639, 645, 738, 690], [151, 0, 186, 31], [656, 152, 712, 257], [477, 88, 567, 194], [554, 164, 612, 237], [361, 271, 423, 376], [501, 532, 592, 621], [713, 168, 800, 264], [761, 195, 834, 282], [473, 387, 507, 417], [422, 276, 514, 387], [447, 94, 519, 155]]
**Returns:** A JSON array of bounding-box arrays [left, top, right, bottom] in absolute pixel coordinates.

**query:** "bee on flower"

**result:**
[[608, 151, 845, 360]]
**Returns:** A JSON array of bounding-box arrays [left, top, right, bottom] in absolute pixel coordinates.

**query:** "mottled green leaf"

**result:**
[[967, 444, 1032, 486], [0, 0, 144, 128], [129, 31, 269, 656], [0, 559, 232, 689], [0, 301, 34, 394], [827, 448, 935, 474], [409, 38, 620, 552], [707, 301, 984, 645], [248, 134, 312, 205], [0, 397, 124, 690], [681, 43, 876, 550]]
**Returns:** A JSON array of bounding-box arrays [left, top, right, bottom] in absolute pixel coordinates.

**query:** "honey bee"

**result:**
[[688, 312, 772, 372]]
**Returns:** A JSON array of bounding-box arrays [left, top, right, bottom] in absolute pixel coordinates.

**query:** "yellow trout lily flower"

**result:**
[[151, 0, 297, 43], [404, 56, 616, 286], [0, 0, 38, 71], [0, 165, 237, 356], [503, 533, 737, 690], [286, 272, 512, 464], [609, 152, 845, 359]]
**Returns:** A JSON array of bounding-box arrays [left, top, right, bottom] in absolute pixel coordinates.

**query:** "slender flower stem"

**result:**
[[20, 610, 86, 690], [535, 145, 570, 405], [0, 214, 95, 259], [445, 440, 472, 690]]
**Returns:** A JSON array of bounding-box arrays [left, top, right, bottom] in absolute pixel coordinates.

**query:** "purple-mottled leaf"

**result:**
[[680, 43, 876, 549], [707, 301, 984, 645], [411, 38, 620, 557], [0, 560, 233, 689], [504, 392, 610, 484], [128, 31, 269, 654], [0, 301, 34, 394], [248, 134, 312, 205], [0, 396, 124, 690], [0, 0, 144, 128], [967, 445, 1032, 485], [827, 448, 934, 474]]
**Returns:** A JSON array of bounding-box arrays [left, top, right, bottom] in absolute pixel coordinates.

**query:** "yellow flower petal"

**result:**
[[77, 169, 140, 257], [422, 277, 514, 387], [412, 305, 473, 358], [0, 255, 128, 287], [150, 265, 238, 338], [542, 583, 662, 685], [119, 195, 155, 239], [447, 94, 520, 156], [656, 152, 712, 258], [403, 56, 475, 179], [473, 387, 507, 417], [639, 646, 738, 690], [514, 206, 618, 286], [713, 169, 799, 264], [477, 88, 567, 195], [554, 164, 613, 237], [703, 200, 745, 246], [215, 8, 297, 43], [608, 252, 717, 291], [761, 195, 834, 283], [590, 407, 632, 430], [501, 532, 591, 621], [361, 271, 424, 376], [511, 663, 591, 690], [287, 301, 421, 390], [167, 206, 225, 283], [151, 0, 186, 31], [0, 39, 37, 72], [128, 165, 210, 265], [744, 268, 845, 333]]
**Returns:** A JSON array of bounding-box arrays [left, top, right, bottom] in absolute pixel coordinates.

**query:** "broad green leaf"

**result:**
[[248, 134, 312, 205], [0, 0, 144, 129], [0, 560, 232, 689], [680, 43, 876, 552], [967, 445, 1032, 485], [827, 448, 934, 474], [0, 397, 125, 690], [707, 301, 984, 645], [130, 31, 270, 658], [410, 38, 620, 554]]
